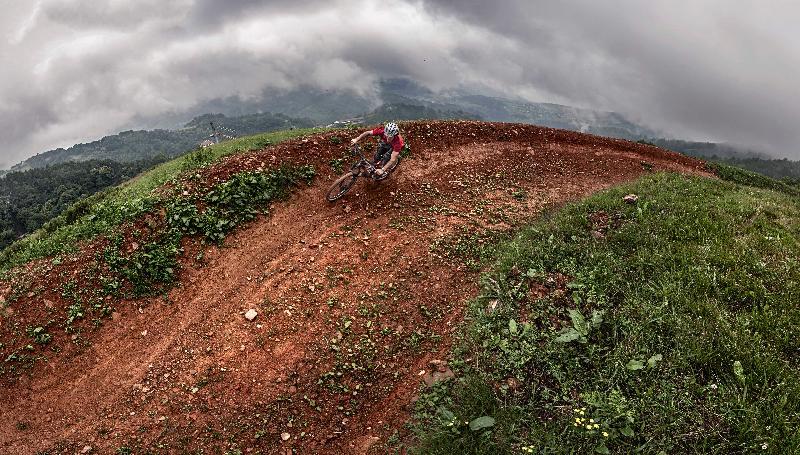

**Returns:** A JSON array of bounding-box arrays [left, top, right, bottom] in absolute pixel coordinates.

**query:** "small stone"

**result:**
[[288, 385, 297, 394], [623, 194, 639, 204], [429, 360, 448, 372], [507, 377, 521, 391], [281, 432, 291, 441], [422, 364, 455, 387], [81, 446, 92, 454], [591, 230, 605, 240], [245, 309, 258, 321]]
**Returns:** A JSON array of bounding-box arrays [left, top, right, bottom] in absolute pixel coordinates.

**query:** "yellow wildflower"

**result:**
[[603, 431, 609, 437]]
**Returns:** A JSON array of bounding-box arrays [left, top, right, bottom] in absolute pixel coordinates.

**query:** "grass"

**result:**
[[411, 172, 800, 454], [0, 127, 327, 273], [708, 162, 800, 196]]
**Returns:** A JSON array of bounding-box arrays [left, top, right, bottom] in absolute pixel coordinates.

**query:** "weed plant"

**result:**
[[412, 172, 800, 454]]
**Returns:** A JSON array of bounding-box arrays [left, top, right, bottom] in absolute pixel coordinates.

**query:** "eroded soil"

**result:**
[[0, 121, 709, 454]]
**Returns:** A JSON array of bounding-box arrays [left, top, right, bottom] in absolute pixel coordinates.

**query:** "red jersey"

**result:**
[[371, 126, 404, 152]]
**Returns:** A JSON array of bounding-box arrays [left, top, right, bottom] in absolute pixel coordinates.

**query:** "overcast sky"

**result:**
[[1, 0, 798, 167]]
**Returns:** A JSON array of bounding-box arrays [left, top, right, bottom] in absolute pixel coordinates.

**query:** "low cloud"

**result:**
[[1, 0, 798, 168]]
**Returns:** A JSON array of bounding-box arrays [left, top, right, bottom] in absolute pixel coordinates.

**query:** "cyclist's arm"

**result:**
[[351, 130, 374, 144], [378, 151, 400, 172]]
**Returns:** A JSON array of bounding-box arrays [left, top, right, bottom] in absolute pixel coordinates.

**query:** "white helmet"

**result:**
[[384, 122, 399, 137]]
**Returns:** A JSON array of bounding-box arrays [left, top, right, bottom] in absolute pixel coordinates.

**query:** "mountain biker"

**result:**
[[349, 122, 404, 177]]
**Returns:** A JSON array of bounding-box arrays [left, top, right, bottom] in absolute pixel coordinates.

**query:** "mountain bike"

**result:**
[[326, 144, 398, 202]]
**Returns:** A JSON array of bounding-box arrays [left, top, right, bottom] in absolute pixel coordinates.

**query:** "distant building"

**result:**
[[200, 139, 216, 148]]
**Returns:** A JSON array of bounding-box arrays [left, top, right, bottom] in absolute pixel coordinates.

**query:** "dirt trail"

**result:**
[[0, 121, 709, 454]]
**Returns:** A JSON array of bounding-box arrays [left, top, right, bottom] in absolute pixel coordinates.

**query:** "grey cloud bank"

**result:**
[[0, 0, 798, 168]]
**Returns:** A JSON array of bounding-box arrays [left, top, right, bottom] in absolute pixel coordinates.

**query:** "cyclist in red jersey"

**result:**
[[349, 122, 404, 177]]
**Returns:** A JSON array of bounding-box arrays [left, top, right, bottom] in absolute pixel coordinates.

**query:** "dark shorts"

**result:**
[[373, 143, 393, 166]]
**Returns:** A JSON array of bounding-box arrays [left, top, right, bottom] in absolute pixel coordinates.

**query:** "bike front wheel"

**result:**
[[326, 171, 358, 202]]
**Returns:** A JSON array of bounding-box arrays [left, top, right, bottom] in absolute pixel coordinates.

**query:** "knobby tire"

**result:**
[[326, 171, 358, 202]]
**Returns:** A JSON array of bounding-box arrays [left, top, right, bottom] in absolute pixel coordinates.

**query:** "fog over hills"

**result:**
[[5, 79, 666, 171], [9, 76, 776, 173], [3, 1, 798, 168]]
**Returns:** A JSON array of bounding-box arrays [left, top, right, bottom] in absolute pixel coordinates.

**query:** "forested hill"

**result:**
[[0, 158, 166, 249], [9, 112, 314, 172], [639, 139, 800, 182]]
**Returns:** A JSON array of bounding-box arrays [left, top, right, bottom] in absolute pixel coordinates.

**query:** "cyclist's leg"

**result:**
[[380, 147, 393, 167], [373, 143, 391, 165]]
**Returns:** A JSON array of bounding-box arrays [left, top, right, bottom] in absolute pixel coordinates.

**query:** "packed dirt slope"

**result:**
[[0, 121, 709, 454]]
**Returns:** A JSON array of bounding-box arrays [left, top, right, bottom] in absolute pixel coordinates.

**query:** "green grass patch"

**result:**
[[710, 161, 800, 196], [412, 172, 800, 454], [0, 128, 326, 272]]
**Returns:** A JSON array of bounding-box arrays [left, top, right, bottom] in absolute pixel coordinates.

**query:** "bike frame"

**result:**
[[350, 145, 377, 176]]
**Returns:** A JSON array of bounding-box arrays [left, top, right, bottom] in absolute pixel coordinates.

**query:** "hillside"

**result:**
[[0, 121, 720, 454], [10, 112, 314, 172], [411, 170, 800, 454], [0, 158, 167, 250]]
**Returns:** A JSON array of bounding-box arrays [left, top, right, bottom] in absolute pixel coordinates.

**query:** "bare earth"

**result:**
[[0, 121, 710, 454]]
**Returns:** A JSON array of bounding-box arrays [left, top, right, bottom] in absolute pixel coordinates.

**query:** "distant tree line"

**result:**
[[0, 157, 166, 249], [715, 157, 800, 183], [638, 139, 800, 183]]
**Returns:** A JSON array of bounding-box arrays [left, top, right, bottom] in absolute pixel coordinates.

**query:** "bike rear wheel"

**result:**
[[326, 171, 358, 202]]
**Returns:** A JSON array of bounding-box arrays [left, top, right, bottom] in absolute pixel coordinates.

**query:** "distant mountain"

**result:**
[[638, 138, 799, 182], [11, 112, 313, 172], [8, 77, 787, 173], [642, 138, 770, 160], [376, 78, 660, 141], [359, 103, 481, 125]]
